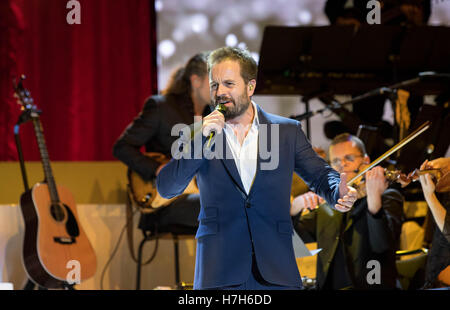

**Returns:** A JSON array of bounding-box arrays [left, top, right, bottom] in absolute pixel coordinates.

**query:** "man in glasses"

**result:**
[[291, 133, 404, 289]]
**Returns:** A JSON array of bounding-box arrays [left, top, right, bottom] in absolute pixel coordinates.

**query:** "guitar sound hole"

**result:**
[[50, 204, 65, 222]]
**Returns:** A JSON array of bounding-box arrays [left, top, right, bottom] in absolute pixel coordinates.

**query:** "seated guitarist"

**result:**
[[113, 52, 211, 234]]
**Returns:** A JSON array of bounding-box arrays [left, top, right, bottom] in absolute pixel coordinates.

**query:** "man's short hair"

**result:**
[[330, 133, 367, 156], [207, 47, 257, 84]]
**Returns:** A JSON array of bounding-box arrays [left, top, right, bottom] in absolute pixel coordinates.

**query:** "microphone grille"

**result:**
[[216, 104, 227, 114]]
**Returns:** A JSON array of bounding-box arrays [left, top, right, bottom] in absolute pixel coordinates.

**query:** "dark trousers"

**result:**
[[138, 194, 200, 233], [204, 254, 303, 290]]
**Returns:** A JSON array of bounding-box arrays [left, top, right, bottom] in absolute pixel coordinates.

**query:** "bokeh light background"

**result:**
[[156, 0, 450, 152]]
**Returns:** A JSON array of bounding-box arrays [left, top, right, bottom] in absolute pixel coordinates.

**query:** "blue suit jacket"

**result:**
[[157, 104, 341, 289]]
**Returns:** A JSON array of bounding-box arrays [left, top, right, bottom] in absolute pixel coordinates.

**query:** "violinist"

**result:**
[[291, 133, 404, 289], [419, 157, 450, 288]]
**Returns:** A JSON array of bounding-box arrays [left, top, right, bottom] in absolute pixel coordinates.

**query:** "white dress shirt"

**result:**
[[223, 101, 259, 195]]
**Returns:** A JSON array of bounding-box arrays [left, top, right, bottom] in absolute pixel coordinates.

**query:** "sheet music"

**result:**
[[292, 230, 322, 258]]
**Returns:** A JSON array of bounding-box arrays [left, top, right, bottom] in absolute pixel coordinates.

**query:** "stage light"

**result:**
[[238, 42, 248, 50], [158, 39, 176, 59], [225, 33, 238, 47], [298, 10, 312, 25], [242, 22, 259, 40], [191, 14, 209, 33], [172, 28, 185, 42], [155, 0, 163, 12]]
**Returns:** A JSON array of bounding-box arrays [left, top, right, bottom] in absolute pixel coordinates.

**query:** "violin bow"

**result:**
[[347, 121, 431, 187]]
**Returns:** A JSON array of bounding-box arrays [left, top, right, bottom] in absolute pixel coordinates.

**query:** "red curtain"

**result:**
[[0, 0, 157, 161]]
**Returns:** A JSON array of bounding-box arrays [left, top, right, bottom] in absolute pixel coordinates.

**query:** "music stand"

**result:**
[[396, 103, 450, 173], [256, 25, 450, 96], [255, 25, 450, 138]]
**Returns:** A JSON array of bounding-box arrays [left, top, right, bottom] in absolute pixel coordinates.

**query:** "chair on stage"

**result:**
[[395, 221, 428, 290], [125, 187, 197, 290], [395, 199, 431, 290], [134, 224, 196, 290]]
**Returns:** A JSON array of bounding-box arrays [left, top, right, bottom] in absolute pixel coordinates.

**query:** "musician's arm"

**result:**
[[293, 122, 340, 208], [366, 189, 404, 253], [156, 129, 207, 199], [444, 209, 450, 244], [423, 193, 448, 237], [113, 97, 161, 180], [420, 158, 450, 239]]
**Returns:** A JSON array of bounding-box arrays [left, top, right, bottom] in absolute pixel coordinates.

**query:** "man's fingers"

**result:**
[[312, 195, 319, 207], [335, 203, 351, 212], [308, 195, 318, 210], [337, 198, 354, 208], [207, 109, 226, 119], [202, 110, 225, 136], [336, 185, 357, 213], [419, 159, 428, 171], [305, 195, 312, 209], [202, 120, 224, 137], [306, 192, 321, 210]]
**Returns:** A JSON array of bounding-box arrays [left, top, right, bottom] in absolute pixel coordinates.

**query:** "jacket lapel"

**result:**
[[219, 104, 269, 198], [248, 105, 270, 197], [219, 130, 247, 197]]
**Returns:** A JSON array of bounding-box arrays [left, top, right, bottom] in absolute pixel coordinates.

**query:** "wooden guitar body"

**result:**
[[20, 183, 97, 288], [13, 76, 97, 288]]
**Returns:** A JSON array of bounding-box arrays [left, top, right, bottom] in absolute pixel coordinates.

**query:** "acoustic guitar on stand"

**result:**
[[13, 76, 96, 289]]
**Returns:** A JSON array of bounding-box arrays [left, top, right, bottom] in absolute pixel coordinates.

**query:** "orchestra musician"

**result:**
[[291, 133, 404, 289], [113, 52, 211, 239], [419, 157, 450, 288]]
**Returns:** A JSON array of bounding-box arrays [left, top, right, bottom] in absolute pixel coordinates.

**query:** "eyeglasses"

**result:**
[[330, 154, 363, 167]]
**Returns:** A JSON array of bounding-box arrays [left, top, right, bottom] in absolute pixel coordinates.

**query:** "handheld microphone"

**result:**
[[207, 104, 227, 147]]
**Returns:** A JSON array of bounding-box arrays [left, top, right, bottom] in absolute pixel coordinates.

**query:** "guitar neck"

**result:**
[[31, 114, 60, 203]]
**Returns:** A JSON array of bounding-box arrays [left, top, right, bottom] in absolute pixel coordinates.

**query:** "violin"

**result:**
[[352, 167, 449, 194], [396, 168, 450, 193], [347, 121, 450, 194]]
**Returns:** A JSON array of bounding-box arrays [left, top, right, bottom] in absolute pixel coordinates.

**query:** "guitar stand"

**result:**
[[23, 279, 47, 290], [62, 282, 76, 290], [15, 113, 36, 290], [15, 111, 72, 291]]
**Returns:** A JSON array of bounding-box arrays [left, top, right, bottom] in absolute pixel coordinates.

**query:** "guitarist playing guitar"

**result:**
[[113, 52, 211, 235], [14, 76, 96, 289]]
